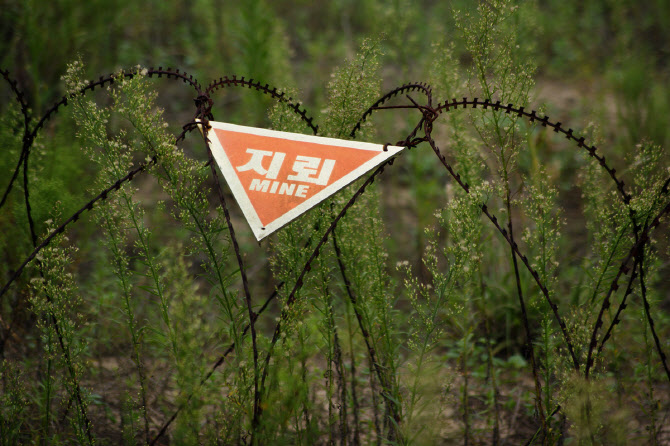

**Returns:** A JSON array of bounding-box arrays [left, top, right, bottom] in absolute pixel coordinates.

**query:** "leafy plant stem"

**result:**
[[505, 189, 546, 429], [331, 227, 402, 440], [639, 238, 670, 382], [200, 132, 260, 439]]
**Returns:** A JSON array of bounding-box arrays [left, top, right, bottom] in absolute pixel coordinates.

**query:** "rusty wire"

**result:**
[[1, 65, 670, 444]]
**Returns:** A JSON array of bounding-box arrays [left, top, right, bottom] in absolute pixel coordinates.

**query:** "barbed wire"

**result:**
[[1, 65, 669, 444]]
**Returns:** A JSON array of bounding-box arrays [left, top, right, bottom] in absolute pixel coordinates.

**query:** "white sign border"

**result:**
[[206, 121, 404, 240]]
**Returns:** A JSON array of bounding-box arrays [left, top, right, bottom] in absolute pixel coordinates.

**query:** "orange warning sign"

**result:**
[[207, 121, 404, 240]]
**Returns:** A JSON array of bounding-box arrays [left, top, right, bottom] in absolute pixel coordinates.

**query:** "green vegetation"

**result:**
[[1, 0, 669, 444]]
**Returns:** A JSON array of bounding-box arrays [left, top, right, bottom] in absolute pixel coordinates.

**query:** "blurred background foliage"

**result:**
[[2, 0, 669, 376], [2, 0, 669, 119], [2, 0, 670, 176], [2, 0, 670, 360], [1, 0, 670, 443]]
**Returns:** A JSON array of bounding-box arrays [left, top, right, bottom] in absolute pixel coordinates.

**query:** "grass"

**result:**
[[1, 1, 670, 444]]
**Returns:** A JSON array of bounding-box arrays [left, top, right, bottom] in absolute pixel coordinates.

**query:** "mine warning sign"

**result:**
[[206, 121, 404, 240]]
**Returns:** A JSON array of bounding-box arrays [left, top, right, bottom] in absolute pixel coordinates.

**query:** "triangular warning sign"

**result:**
[[207, 121, 404, 240]]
